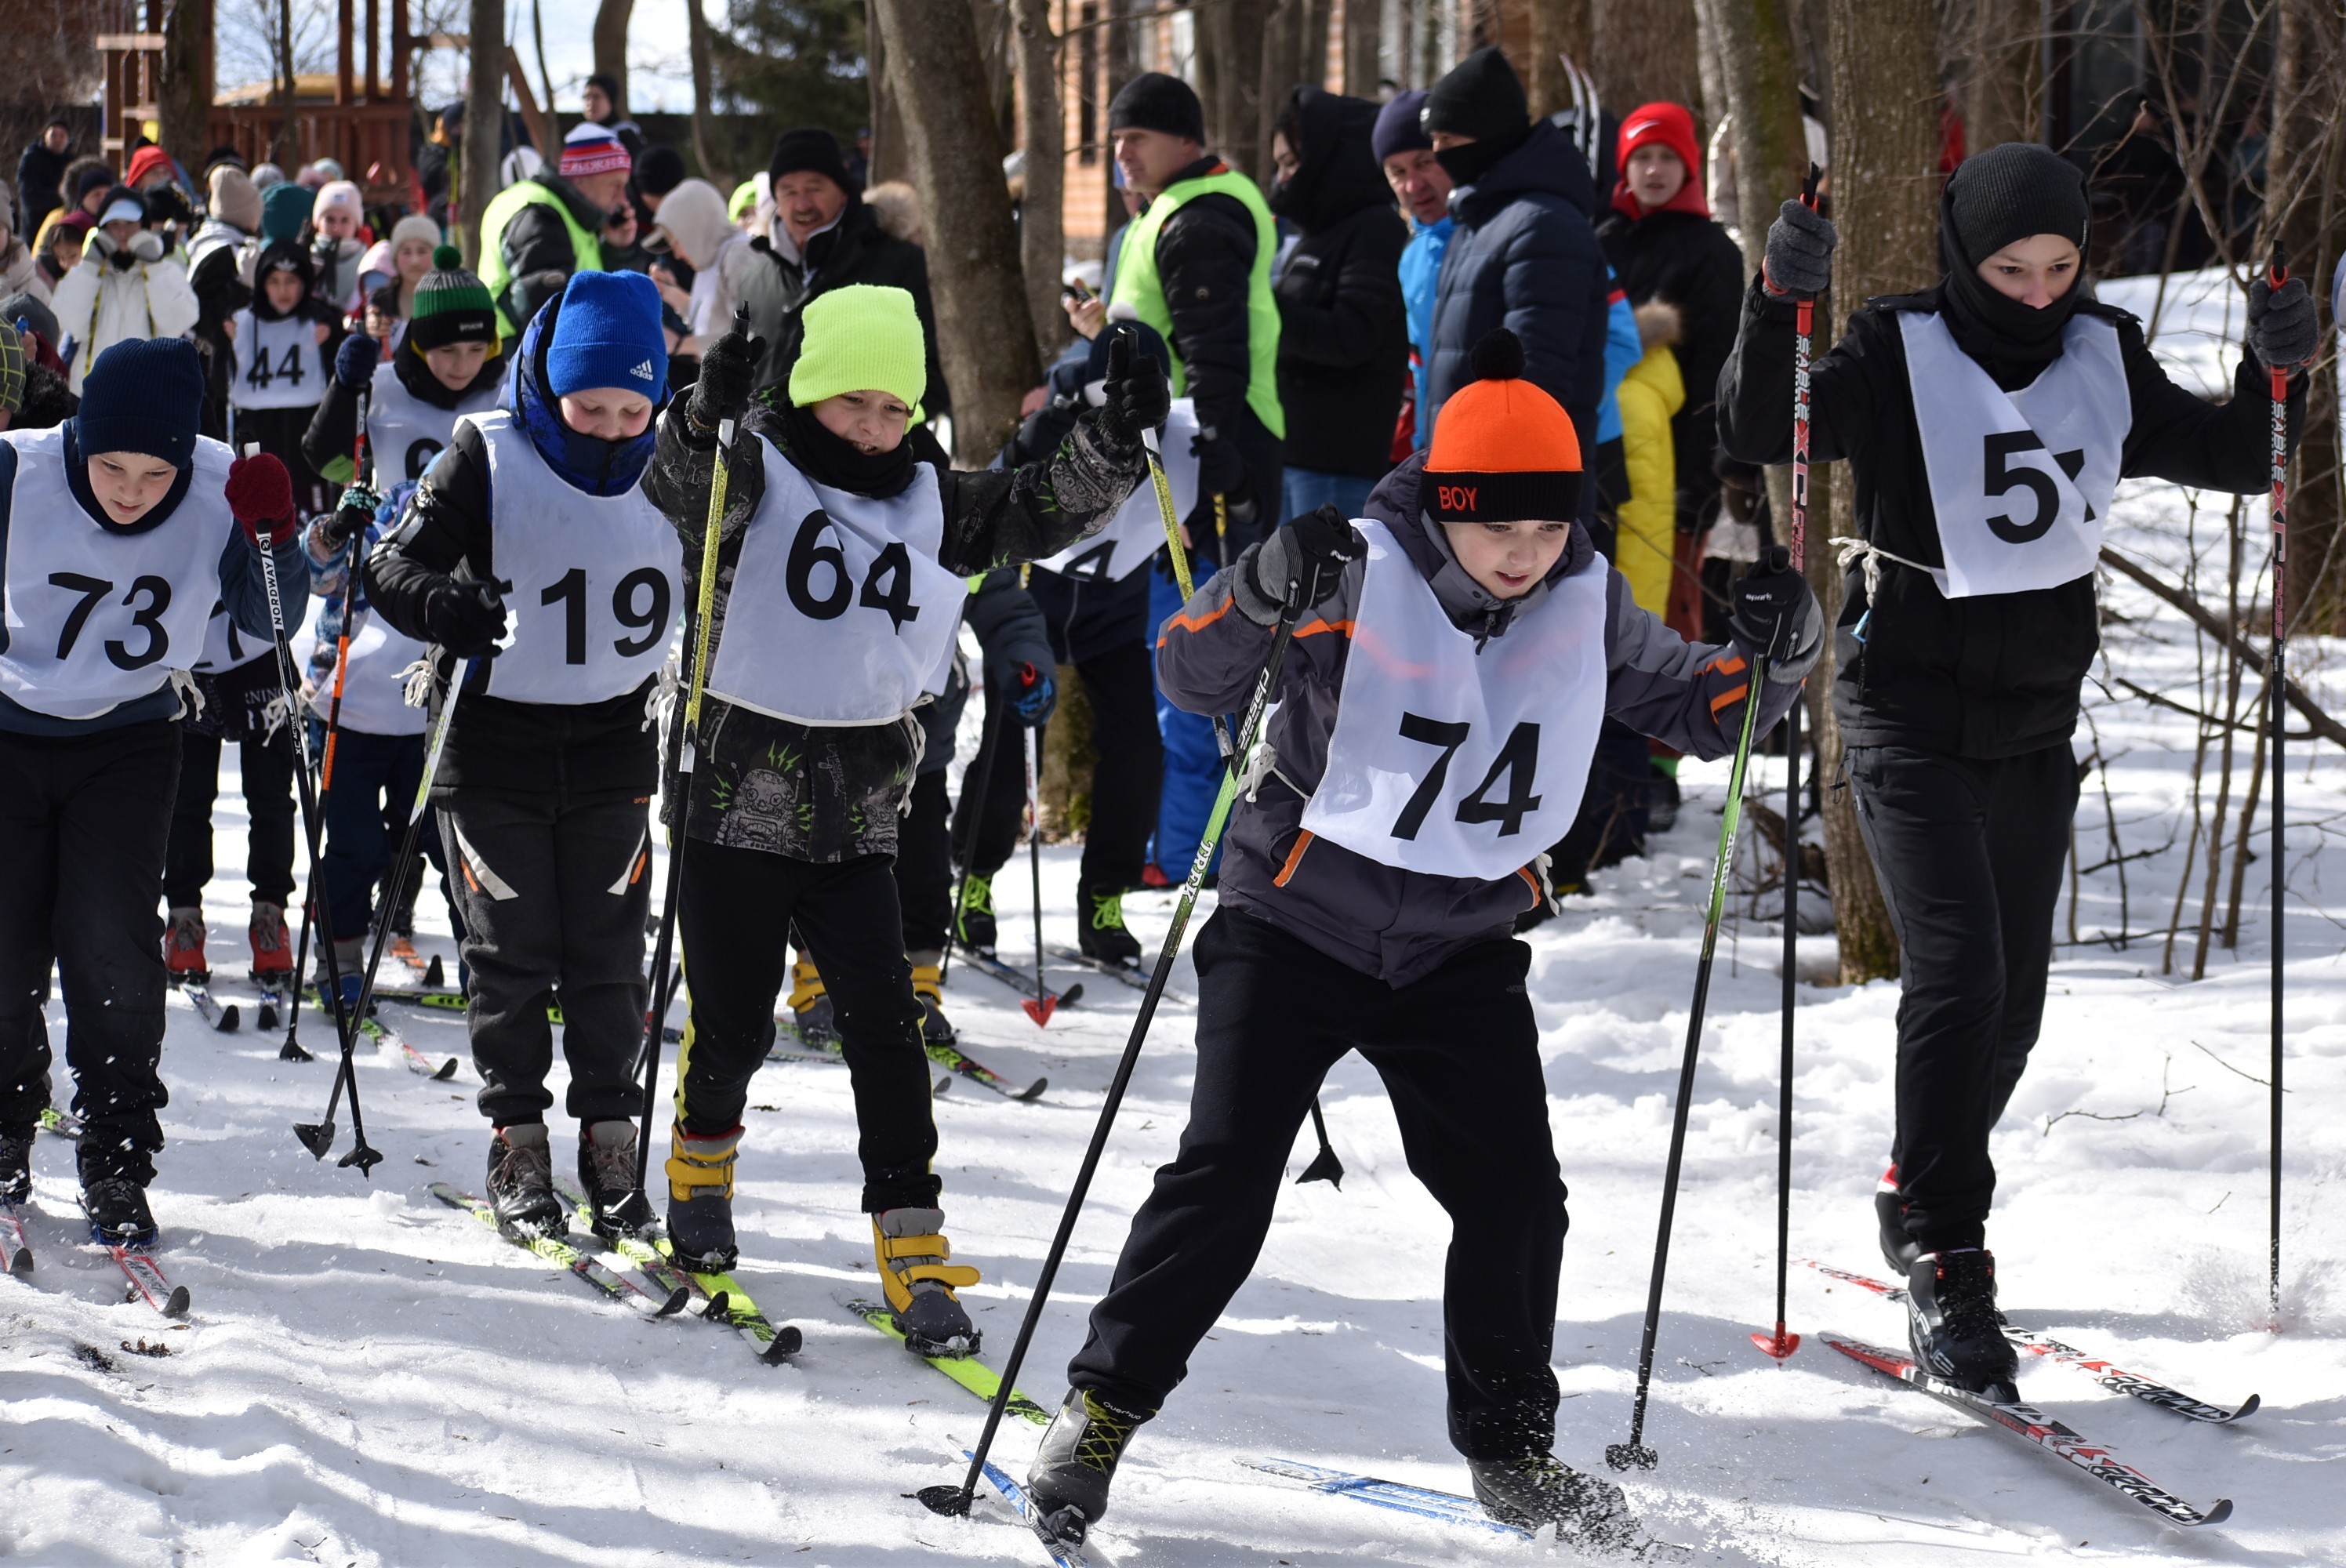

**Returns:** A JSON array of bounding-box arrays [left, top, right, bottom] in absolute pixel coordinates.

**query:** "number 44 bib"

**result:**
[[1300, 518, 1607, 883]]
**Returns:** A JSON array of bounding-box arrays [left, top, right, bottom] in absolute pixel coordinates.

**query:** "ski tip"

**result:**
[[424, 953, 446, 987], [1751, 1327, 1801, 1359], [163, 1284, 191, 1319], [432, 1057, 459, 1081], [1016, 1077, 1048, 1102], [215, 1004, 242, 1033], [2222, 1393, 2261, 1421], [1060, 982, 1084, 1007], [1022, 996, 1057, 1028], [761, 1324, 804, 1363], [932, 1076, 953, 1097], [292, 1120, 336, 1159], [2198, 1497, 2235, 1526], [257, 1003, 279, 1031], [1603, 1440, 1658, 1472], [656, 1286, 691, 1318], [7, 1245, 31, 1277]]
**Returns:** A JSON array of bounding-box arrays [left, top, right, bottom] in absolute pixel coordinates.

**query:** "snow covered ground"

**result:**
[[5, 270, 2343, 1565]]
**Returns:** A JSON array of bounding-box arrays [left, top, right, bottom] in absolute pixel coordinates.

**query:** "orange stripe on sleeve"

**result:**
[[1156, 596, 1235, 647], [1709, 681, 1751, 717]]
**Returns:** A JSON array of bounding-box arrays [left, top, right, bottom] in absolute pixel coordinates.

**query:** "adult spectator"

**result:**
[[1267, 85, 1407, 520], [49, 188, 199, 394], [634, 143, 687, 232], [1421, 46, 1610, 517], [0, 186, 48, 306], [717, 127, 946, 412], [1374, 89, 1451, 452], [66, 161, 114, 220], [582, 73, 646, 158], [477, 122, 631, 340], [188, 165, 265, 441], [16, 118, 72, 234]]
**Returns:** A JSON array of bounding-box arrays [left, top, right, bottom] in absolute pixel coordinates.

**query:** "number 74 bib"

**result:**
[[1300, 517, 1607, 882]]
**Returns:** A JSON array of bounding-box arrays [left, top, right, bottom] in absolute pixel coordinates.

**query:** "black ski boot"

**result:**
[[955, 873, 998, 953], [1876, 1165, 1919, 1272], [1, 1126, 34, 1203], [81, 1175, 158, 1248], [1025, 1387, 1153, 1548], [873, 1206, 981, 1355], [1907, 1249, 2018, 1398], [579, 1119, 656, 1240], [665, 1122, 739, 1272], [1077, 882, 1142, 967], [485, 1123, 564, 1236], [1468, 1453, 1640, 1548]]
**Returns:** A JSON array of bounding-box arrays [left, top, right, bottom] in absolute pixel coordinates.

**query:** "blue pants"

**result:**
[[321, 728, 453, 942], [1148, 568, 1224, 878], [1280, 468, 1376, 524]]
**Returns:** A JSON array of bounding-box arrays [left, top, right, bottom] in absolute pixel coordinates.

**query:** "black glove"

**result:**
[[335, 332, 381, 389], [423, 579, 509, 659], [688, 328, 761, 434], [317, 484, 381, 553], [1095, 331, 1171, 445], [2248, 274, 2317, 370], [1193, 427, 1247, 499], [1249, 503, 1364, 609], [1763, 198, 1836, 298], [1730, 546, 1815, 660]]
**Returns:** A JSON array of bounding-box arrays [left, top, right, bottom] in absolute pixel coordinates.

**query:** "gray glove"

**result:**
[[2248, 274, 2317, 369], [1764, 199, 1836, 298]]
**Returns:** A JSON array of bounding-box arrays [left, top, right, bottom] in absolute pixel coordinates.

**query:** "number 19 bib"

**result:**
[[704, 439, 964, 726], [1300, 517, 1607, 882]]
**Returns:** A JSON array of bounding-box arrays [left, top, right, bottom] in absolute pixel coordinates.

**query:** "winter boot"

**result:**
[[1077, 883, 1141, 967], [954, 872, 998, 952], [786, 956, 836, 1047], [249, 900, 295, 982], [910, 960, 956, 1047], [1467, 1453, 1640, 1548], [1906, 1248, 2019, 1398], [314, 936, 366, 1012], [485, 1123, 564, 1236], [1647, 760, 1681, 833], [873, 1206, 981, 1356], [665, 1122, 740, 1272], [579, 1119, 656, 1240], [1025, 1387, 1153, 1547], [163, 907, 208, 980], [0, 1125, 32, 1203], [80, 1175, 158, 1248], [1876, 1165, 1920, 1273]]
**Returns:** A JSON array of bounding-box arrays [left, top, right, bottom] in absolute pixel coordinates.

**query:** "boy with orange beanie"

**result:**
[[1024, 329, 1821, 1549]]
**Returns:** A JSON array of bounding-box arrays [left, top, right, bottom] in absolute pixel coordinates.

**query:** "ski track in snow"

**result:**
[[3, 270, 2342, 1565]]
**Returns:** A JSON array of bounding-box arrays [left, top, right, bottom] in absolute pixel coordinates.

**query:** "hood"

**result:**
[[503, 291, 659, 496], [251, 238, 318, 321], [1363, 450, 1596, 646], [1451, 118, 1600, 227], [1269, 87, 1393, 234]]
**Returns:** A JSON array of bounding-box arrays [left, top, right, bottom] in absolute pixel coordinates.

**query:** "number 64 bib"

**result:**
[[1301, 517, 1607, 882], [704, 439, 964, 726]]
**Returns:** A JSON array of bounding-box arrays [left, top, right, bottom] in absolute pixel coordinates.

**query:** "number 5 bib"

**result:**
[[1300, 517, 1607, 882], [705, 439, 964, 726]]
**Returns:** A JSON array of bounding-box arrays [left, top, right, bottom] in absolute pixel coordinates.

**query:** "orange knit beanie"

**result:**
[[1424, 329, 1583, 524]]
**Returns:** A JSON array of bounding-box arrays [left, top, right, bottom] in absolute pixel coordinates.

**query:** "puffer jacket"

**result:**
[[1155, 449, 1816, 985], [49, 238, 200, 394], [1613, 301, 1684, 619]]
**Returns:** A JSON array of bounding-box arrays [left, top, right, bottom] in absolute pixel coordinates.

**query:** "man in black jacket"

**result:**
[[15, 120, 71, 235], [1269, 85, 1408, 521]]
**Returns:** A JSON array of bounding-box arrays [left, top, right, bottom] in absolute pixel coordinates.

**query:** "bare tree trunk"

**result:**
[[1526, 0, 1594, 118], [462, 0, 507, 263], [866, 0, 909, 186], [2267, 0, 2346, 633], [1013, 0, 1067, 366], [1200, 0, 1276, 180], [275, 0, 298, 166], [1698, 0, 1805, 274], [160, 0, 215, 175], [1257, 0, 1302, 180], [1813, 0, 1938, 984], [532, 0, 558, 129], [1342, 0, 1383, 98], [871, 0, 1045, 463], [685, 0, 729, 187], [593, 0, 633, 113], [1591, 0, 1705, 125], [1954, 0, 2042, 151]]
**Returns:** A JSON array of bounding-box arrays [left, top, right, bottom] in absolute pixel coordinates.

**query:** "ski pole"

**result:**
[[285, 508, 371, 1063], [920, 573, 1313, 1523], [1754, 165, 1821, 1366], [1296, 1098, 1344, 1188], [2264, 238, 2288, 1325], [940, 693, 1008, 985], [1020, 712, 1056, 1026], [1611, 633, 1779, 1471], [631, 407, 739, 1198]]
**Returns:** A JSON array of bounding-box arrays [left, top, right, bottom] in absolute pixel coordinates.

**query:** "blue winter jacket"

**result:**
[[1399, 214, 1451, 451]]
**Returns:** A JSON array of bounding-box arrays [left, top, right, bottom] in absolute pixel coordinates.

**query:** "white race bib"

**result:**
[[705, 439, 964, 726], [230, 309, 329, 411], [474, 410, 680, 706], [1899, 310, 2130, 598], [365, 360, 495, 488], [324, 607, 429, 736], [1300, 517, 1607, 882], [1033, 400, 1197, 584], [193, 596, 273, 673], [0, 429, 234, 720]]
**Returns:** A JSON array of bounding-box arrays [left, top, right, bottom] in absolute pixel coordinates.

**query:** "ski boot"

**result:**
[[1467, 1453, 1639, 1548], [386, 929, 425, 979], [249, 900, 295, 985], [314, 936, 366, 1014], [1025, 1387, 1153, 1548], [665, 1122, 740, 1272], [579, 1119, 656, 1240], [1, 1125, 32, 1203], [164, 907, 207, 980], [873, 1207, 980, 1356], [1077, 882, 1141, 967], [485, 1123, 564, 1236], [954, 873, 998, 953], [786, 956, 836, 1047], [910, 960, 956, 1047], [1647, 760, 1681, 833], [1876, 1165, 1920, 1272], [80, 1174, 158, 1248], [1906, 1248, 2019, 1399]]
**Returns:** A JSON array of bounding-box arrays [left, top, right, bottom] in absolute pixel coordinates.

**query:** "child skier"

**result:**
[[227, 238, 341, 517], [363, 270, 679, 1236], [640, 285, 1164, 1354], [303, 245, 503, 495], [1023, 328, 1819, 1547], [1718, 141, 2312, 1396], [0, 339, 308, 1243]]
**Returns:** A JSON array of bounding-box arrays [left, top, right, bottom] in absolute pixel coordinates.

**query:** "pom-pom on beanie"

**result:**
[[545, 269, 666, 398], [1108, 73, 1206, 145], [787, 284, 927, 412], [75, 337, 206, 467], [1422, 329, 1582, 524], [406, 245, 499, 351]]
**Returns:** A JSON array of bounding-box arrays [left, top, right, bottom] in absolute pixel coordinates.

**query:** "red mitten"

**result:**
[[225, 452, 295, 546]]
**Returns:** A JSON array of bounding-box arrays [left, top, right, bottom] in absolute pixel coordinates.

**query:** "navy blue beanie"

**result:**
[[1373, 90, 1433, 164], [545, 270, 666, 399], [76, 338, 205, 467]]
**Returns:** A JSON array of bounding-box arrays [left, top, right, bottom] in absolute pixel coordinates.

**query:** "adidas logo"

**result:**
[[629, 358, 656, 382]]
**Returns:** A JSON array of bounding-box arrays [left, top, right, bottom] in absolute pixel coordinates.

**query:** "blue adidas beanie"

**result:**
[[546, 270, 666, 399], [75, 338, 205, 467]]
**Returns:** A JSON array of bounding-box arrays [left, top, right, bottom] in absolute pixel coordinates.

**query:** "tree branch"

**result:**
[[2101, 546, 2346, 750]]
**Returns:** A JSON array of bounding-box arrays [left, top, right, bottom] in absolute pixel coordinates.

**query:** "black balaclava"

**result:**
[[1936, 142, 2094, 390]]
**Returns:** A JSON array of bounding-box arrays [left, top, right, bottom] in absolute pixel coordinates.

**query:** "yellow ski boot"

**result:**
[[873, 1207, 981, 1355]]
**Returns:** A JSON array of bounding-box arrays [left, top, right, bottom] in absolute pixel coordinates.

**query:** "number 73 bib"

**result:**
[[1300, 517, 1607, 882]]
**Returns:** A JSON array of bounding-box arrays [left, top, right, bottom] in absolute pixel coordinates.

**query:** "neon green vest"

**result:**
[[1108, 167, 1285, 440], [478, 180, 606, 340]]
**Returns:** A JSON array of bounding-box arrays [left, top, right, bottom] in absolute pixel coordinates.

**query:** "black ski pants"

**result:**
[[439, 786, 650, 1127], [0, 720, 180, 1183], [895, 768, 954, 958], [1069, 907, 1569, 1461], [1847, 742, 2077, 1253], [163, 726, 298, 909], [677, 842, 940, 1214]]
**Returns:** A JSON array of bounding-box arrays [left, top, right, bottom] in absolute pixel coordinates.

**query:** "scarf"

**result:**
[[779, 400, 916, 499]]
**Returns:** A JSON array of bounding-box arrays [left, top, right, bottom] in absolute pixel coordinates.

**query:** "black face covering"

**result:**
[[1934, 179, 2084, 392], [1433, 122, 1529, 191], [780, 399, 916, 499]]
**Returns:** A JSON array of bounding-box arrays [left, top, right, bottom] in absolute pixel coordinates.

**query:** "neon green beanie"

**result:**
[[788, 285, 928, 412], [728, 178, 761, 223]]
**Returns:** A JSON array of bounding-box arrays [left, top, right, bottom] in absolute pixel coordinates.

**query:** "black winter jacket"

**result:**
[[496, 170, 612, 334], [733, 201, 948, 416], [16, 140, 68, 232], [301, 337, 503, 486], [1718, 277, 2305, 757], [1269, 88, 1409, 478], [1596, 207, 1745, 508]]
